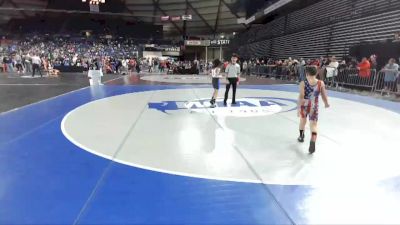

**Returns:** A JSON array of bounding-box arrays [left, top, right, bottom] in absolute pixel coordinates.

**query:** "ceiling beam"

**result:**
[[126, 4, 218, 11], [0, 7, 144, 18], [187, 1, 215, 34], [214, 0, 222, 33], [152, 0, 159, 24], [183, 0, 188, 36], [0, 0, 7, 6], [155, 4, 183, 35], [126, 0, 211, 7], [6, 0, 28, 18], [221, 0, 247, 29], [123, 0, 141, 21]]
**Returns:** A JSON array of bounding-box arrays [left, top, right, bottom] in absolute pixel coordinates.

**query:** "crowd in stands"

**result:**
[[241, 55, 400, 95], [242, 54, 394, 79], [0, 34, 211, 77], [240, 56, 342, 82], [0, 34, 141, 76], [1, 33, 398, 95]]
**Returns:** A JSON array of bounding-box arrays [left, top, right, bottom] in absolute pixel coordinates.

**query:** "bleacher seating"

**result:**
[[236, 0, 400, 59], [329, 9, 400, 58], [286, 0, 352, 33]]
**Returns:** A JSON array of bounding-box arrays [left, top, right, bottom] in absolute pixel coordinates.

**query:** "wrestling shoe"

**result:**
[[309, 141, 316, 154]]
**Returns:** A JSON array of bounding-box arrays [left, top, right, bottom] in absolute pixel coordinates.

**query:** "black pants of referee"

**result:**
[[32, 64, 42, 77], [224, 77, 238, 104]]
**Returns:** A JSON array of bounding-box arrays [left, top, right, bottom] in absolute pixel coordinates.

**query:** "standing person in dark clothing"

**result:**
[[3, 55, 13, 73], [223, 54, 241, 106], [136, 59, 141, 73], [115, 59, 122, 74], [31, 53, 43, 77]]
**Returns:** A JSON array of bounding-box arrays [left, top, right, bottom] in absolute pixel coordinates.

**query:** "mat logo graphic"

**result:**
[[148, 97, 297, 117]]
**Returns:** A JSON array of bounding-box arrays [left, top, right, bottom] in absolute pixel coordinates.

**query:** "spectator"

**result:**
[[15, 53, 23, 74], [298, 58, 306, 81], [325, 56, 339, 86], [370, 54, 378, 70], [242, 60, 248, 76], [357, 57, 371, 79], [3, 55, 13, 73], [24, 53, 32, 74], [382, 58, 399, 94]]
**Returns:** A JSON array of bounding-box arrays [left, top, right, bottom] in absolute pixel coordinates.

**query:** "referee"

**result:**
[[31, 53, 43, 77], [223, 54, 241, 105]]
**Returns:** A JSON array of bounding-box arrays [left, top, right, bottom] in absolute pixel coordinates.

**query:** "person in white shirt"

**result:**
[[121, 58, 128, 74], [327, 56, 339, 70], [73, 54, 78, 65], [15, 54, 23, 74], [325, 56, 339, 86], [223, 54, 241, 106], [31, 53, 42, 77], [209, 59, 223, 108]]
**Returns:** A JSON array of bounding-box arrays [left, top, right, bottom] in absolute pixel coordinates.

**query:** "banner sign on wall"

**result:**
[[161, 46, 181, 56], [181, 15, 192, 20], [171, 16, 181, 21], [184, 40, 210, 46], [161, 16, 170, 21], [210, 39, 230, 46], [184, 40, 231, 47], [163, 47, 181, 52]]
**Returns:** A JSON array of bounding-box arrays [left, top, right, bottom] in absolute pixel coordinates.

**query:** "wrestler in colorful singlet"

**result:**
[[298, 66, 330, 154]]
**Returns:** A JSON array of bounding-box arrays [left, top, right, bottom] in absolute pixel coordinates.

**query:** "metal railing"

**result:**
[[373, 70, 400, 96], [248, 65, 299, 80], [334, 68, 399, 96], [247, 64, 400, 98], [333, 68, 377, 91]]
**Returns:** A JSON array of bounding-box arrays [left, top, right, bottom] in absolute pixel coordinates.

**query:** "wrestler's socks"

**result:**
[[298, 130, 305, 142], [309, 132, 317, 154]]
